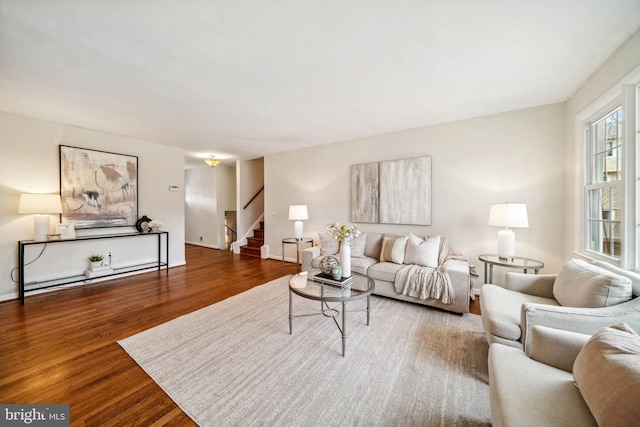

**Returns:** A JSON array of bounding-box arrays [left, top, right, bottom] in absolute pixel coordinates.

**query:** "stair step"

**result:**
[[240, 245, 261, 257], [247, 237, 263, 247], [253, 229, 264, 239]]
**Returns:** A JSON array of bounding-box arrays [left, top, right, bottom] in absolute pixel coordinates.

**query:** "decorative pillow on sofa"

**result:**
[[553, 258, 632, 307], [349, 232, 367, 257], [380, 235, 408, 264], [573, 323, 640, 427], [404, 233, 440, 268], [319, 233, 339, 256]]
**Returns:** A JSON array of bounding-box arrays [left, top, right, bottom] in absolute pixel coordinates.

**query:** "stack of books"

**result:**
[[313, 273, 354, 289]]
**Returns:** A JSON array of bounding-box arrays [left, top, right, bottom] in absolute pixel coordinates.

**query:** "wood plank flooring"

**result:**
[[0, 244, 480, 426]]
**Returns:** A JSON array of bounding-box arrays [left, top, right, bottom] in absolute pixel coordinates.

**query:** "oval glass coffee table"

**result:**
[[288, 270, 375, 357]]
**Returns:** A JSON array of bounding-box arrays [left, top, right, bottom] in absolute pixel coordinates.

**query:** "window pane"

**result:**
[[587, 187, 621, 258], [591, 107, 622, 184]]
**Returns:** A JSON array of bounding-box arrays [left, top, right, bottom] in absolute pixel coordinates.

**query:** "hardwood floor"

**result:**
[[0, 245, 480, 426]]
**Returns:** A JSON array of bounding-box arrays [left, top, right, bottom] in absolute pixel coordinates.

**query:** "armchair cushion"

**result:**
[[481, 284, 558, 341], [553, 259, 632, 308], [573, 323, 640, 427], [528, 326, 590, 372]]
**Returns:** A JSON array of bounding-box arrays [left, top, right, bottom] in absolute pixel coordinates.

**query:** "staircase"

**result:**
[[240, 221, 264, 258]]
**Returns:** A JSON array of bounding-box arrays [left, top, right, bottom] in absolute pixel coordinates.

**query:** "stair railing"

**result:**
[[225, 225, 237, 251], [243, 186, 264, 210]]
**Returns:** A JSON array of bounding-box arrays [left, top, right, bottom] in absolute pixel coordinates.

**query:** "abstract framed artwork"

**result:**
[[351, 156, 432, 225], [351, 162, 379, 223], [59, 145, 138, 229]]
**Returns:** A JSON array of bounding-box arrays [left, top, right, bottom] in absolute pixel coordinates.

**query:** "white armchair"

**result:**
[[480, 258, 640, 353]]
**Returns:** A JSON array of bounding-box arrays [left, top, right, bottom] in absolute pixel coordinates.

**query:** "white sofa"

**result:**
[[489, 323, 640, 427], [301, 231, 474, 314], [480, 258, 640, 352]]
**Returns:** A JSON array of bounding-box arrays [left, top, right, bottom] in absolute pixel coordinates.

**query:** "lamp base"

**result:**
[[34, 215, 51, 242], [497, 228, 515, 261], [294, 220, 303, 240]]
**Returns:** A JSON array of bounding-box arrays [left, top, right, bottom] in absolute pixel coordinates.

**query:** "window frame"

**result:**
[[575, 68, 640, 271], [584, 105, 624, 261]]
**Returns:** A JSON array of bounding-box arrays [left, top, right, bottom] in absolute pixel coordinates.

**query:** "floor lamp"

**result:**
[[19, 194, 63, 241]]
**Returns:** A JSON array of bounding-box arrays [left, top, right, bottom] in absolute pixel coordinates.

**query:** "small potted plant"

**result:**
[[89, 254, 104, 268]]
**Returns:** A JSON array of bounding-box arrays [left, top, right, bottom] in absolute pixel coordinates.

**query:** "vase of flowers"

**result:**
[[326, 223, 360, 277]]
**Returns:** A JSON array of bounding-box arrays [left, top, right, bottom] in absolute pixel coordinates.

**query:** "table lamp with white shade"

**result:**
[[19, 193, 63, 241], [488, 203, 529, 261], [288, 205, 308, 240]]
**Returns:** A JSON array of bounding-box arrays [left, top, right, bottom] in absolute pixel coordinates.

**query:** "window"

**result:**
[[585, 107, 623, 259]]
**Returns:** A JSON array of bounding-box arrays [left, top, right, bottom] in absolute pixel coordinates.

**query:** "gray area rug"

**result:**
[[118, 276, 491, 426]]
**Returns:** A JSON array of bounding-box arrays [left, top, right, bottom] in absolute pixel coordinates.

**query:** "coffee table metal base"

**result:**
[[289, 291, 371, 357]]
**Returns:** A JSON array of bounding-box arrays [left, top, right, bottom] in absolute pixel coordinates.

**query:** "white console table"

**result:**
[[18, 231, 169, 305]]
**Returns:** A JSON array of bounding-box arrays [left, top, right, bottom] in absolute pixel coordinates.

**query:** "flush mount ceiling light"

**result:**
[[205, 156, 221, 167]]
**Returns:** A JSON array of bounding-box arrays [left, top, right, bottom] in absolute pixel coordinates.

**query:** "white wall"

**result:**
[[265, 103, 566, 284], [185, 164, 237, 248], [564, 29, 640, 264], [0, 110, 186, 301]]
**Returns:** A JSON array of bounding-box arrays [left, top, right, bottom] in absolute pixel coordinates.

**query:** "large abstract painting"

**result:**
[[351, 156, 431, 225], [351, 162, 379, 223], [60, 145, 138, 229]]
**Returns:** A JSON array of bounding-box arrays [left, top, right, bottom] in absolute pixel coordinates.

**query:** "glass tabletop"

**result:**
[[289, 270, 375, 302], [478, 254, 544, 269]]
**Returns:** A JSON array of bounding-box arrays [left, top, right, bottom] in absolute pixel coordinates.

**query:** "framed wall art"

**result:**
[[59, 145, 138, 229], [351, 156, 432, 225]]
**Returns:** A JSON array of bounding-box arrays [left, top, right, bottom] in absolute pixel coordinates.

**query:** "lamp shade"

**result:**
[[488, 203, 529, 228], [288, 205, 308, 221], [18, 194, 63, 214]]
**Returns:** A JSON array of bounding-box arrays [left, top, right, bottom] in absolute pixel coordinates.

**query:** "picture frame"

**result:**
[[59, 145, 138, 229], [57, 224, 76, 240]]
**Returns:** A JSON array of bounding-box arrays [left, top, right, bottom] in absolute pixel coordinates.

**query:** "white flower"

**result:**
[[326, 222, 361, 242]]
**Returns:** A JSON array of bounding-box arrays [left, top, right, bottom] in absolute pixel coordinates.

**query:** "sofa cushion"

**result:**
[[349, 232, 367, 257], [404, 233, 440, 268], [364, 232, 383, 259], [553, 259, 633, 308], [350, 256, 378, 275], [367, 261, 404, 283], [573, 323, 640, 427], [319, 233, 339, 256], [480, 284, 559, 341], [380, 235, 408, 264]]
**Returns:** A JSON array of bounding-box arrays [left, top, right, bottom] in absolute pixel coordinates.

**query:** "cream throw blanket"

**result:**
[[394, 237, 477, 304]]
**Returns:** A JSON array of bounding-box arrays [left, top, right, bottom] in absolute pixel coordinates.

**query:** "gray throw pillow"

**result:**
[[319, 233, 339, 256], [349, 232, 367, 257]]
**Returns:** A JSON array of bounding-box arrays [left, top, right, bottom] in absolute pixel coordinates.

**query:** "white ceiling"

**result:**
[[1, 1, 639, 169]]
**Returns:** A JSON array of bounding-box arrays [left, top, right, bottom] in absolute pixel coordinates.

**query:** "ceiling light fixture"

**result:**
[[205, 156, 221, 167]]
